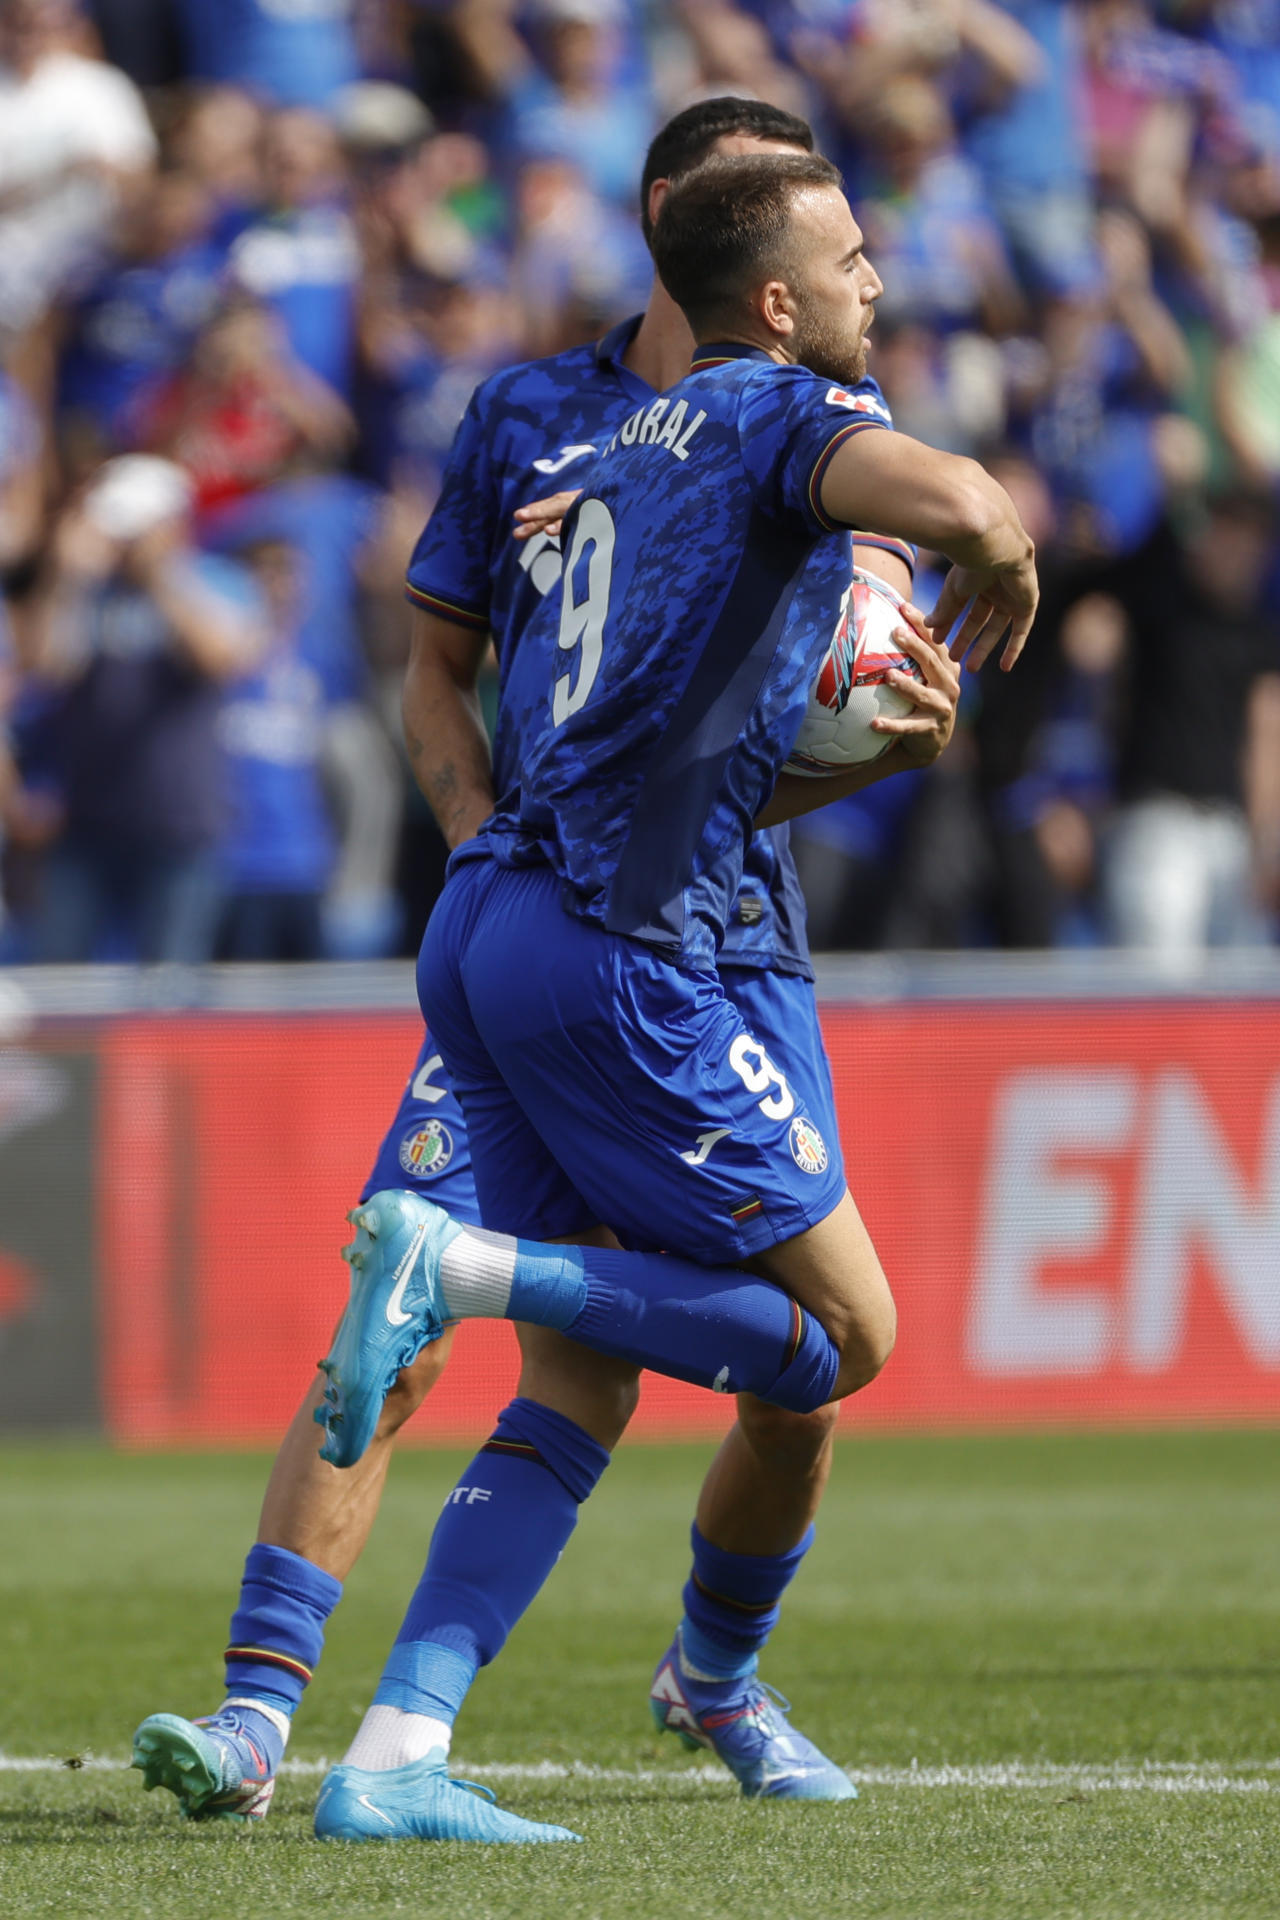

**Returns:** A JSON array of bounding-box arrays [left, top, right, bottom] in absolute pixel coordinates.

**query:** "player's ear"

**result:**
[[758, 279, 797, 340], [647, 177, 669, 232]]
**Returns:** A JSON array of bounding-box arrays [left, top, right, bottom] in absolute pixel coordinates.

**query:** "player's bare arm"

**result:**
[[819, 431, 1039, 671], [402, 605, 495, 849]]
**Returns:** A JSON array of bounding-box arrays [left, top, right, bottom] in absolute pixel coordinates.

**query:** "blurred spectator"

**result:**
[[168, 86, 267, 232], [994, 591, 1127, 946], [0, 4, 1278, 963], [204, 472, 406, 956], [672, 0, 811, 120], [494, 0, 655, 206], [358, 262, 519, 498], [19, 455, 266, 961], [0, 367, 45, 571], [1099, 486, 1280, 955], [174, 0, 359, 110], [1216, 203, 1280, 484], [957, 0, 1099, 300], [865, 319, 1007, 453], [857, 75, 1024, 335], [318, 692, 404, 956], [214, 537, 334, 959], [56, 168, 229, 477], [1020, 208, 1194, 553], [336, 80, 439, 268], [1199, 0, 1280, 161], [228, 107, 361, 393], [139, 295, 352, 512], [205, 471, 383, 702], [0, 0, 156, 398], [1078, 0, 1239, 270], [509, 153, 650, 355]]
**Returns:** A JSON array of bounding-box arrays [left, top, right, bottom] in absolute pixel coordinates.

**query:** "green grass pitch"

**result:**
[[1, 1431, 1276, 1920]]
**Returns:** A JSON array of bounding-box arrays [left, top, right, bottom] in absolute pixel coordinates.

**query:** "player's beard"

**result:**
[[790, 294, 869, 386]]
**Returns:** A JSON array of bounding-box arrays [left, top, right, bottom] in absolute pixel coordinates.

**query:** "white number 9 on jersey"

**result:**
[[552, 499, 615, 726], [728, 1034, 795, 1121]]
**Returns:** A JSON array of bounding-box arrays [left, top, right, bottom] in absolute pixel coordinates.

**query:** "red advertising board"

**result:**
[[94, 1005, 1280, 1444]]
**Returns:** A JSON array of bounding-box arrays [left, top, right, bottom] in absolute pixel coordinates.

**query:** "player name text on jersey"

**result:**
[[606, 397, 707, 463]]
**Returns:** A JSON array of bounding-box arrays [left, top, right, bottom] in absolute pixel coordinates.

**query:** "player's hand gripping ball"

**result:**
[[784, 568, 925, 774]]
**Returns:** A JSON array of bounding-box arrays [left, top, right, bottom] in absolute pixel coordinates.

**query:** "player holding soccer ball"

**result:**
[[305, 151, 1030, 1841], [132, 117, 1017, 1845]]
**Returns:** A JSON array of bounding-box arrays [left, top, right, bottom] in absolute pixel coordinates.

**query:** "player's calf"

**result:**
[[733, 1396, 840, 1478], [377, 1332, 454, 1436], [514, 1321, 641, 1449]]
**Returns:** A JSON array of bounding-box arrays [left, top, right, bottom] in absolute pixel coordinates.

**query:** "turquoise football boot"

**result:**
[[650, 1630, 857, 1801], [314, 1753, 582, 1843], [315, 1190, 461, 1468], [131, 1710, 276, 1822]]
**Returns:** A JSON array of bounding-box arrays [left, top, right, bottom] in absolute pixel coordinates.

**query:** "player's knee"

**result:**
[[832, 1295, 897, 1397], [736, 1395, 839, 1473]]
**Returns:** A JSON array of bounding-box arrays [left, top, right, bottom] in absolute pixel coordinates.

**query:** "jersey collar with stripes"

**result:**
[[689, 341, 779, 372]]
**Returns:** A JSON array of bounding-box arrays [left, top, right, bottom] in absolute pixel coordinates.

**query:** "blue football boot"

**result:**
[[650, 1630, 857, 1801], [315, 1190, 461, 1468], [131, 1708, 277, 1822], [314, 1753, 582, 1843]]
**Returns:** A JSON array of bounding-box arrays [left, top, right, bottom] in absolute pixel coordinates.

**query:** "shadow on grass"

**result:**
[[0, 1805, 278, 1844]]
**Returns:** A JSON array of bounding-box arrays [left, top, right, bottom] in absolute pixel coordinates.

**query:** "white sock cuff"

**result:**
[[343, 1704, 453, 1771], [440, 1225, 517, 1318]]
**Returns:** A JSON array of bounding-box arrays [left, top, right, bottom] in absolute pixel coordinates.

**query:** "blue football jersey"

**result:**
[[477, 344, 896, 971], [404, 320, 901, 980]]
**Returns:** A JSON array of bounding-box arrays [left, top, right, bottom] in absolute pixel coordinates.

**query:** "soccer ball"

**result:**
[[784, 568, 924, 775]]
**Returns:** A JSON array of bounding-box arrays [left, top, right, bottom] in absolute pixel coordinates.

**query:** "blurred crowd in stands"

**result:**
[[1, 0, 1279, 964]]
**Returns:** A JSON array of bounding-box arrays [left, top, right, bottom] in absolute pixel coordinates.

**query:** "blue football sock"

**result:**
[[562, 1247, 839, 1412], [680, 1521, 815, 1679], [373, 1640, 476, 1725], [224, 1543, 343, 1714], [442, 1233, 839, 1412], [209, 1700, 290, 1777], [373, 1398, 611, 1724]]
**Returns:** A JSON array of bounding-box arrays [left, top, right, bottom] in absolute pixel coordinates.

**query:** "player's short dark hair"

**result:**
[[651, 152, 842, 333], [638, 96, 814, 243]]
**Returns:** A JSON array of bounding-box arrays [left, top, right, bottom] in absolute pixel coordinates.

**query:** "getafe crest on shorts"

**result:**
[[399, 1119, 455, 1178], [789, 1116, 828, 1175]]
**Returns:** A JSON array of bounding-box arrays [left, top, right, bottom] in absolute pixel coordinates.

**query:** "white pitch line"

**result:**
[[2, 1756, 1276, 1794]]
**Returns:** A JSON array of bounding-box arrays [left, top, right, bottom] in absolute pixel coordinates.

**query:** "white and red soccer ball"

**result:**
[[784, 567, 923, 775]]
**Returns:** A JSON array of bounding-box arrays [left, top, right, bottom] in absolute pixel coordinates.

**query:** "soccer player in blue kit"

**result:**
[[297, 153, 1036, 1841], [129, 111, 979, 1842]]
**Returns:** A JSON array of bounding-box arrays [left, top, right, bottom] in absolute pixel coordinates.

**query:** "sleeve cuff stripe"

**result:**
[[807, 420, 883, 531], [404, 582, 490, 628], [851, 533, 917, 576]]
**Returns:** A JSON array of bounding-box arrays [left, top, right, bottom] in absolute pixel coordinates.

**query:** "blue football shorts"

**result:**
[[413, 853, 847, 1265], [361, 1029, 483, 1224]]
